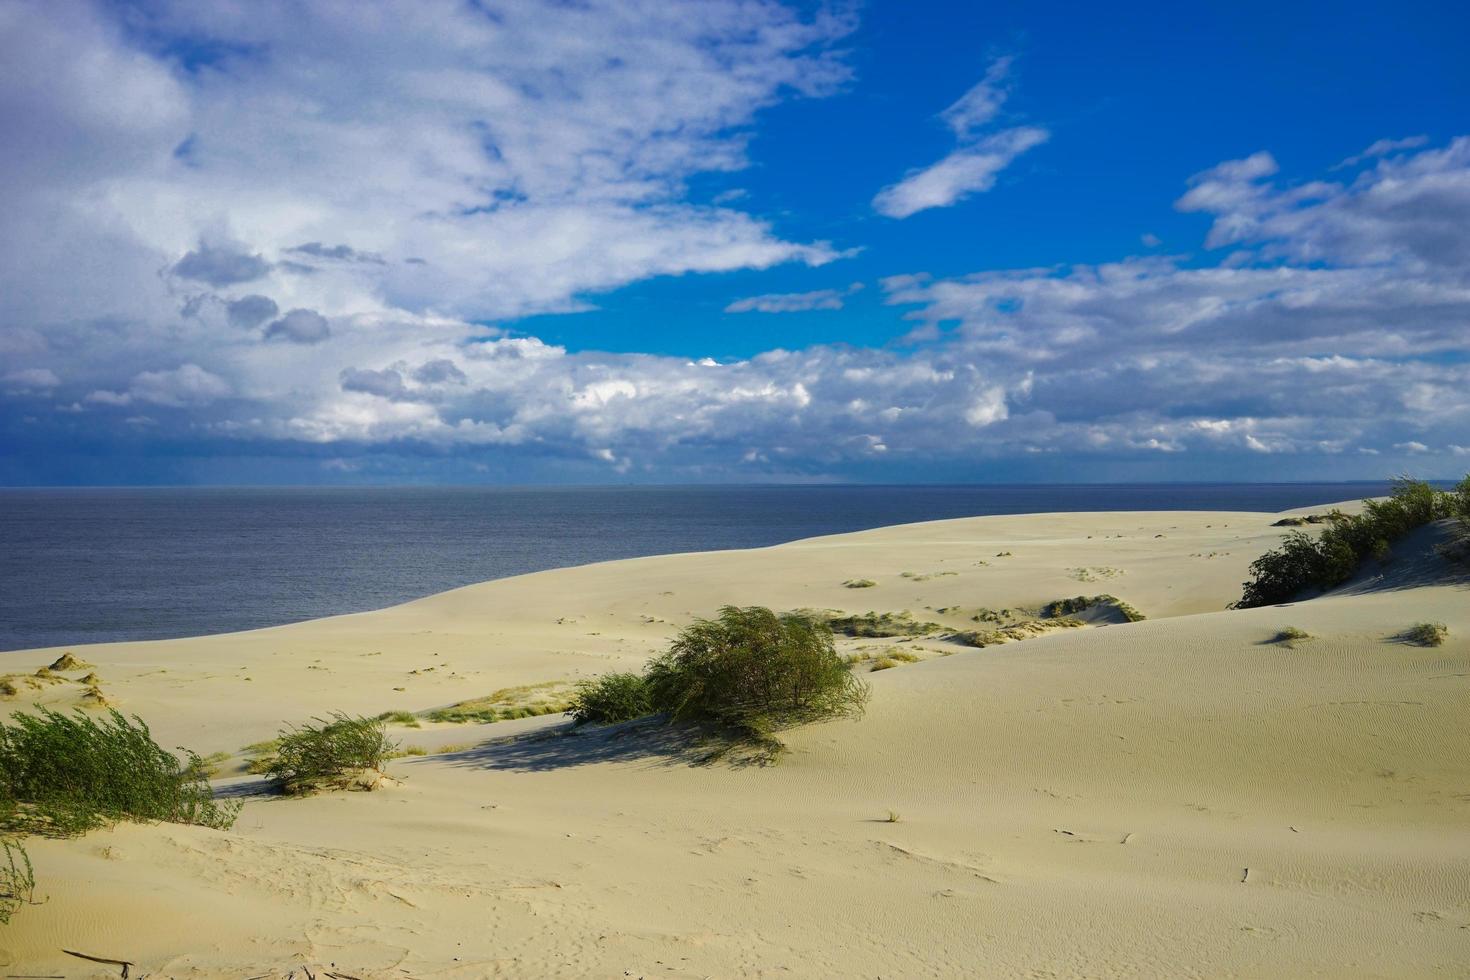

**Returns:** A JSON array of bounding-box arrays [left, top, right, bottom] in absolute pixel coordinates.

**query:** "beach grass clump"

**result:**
[[1271, 626, 1314, 648], [376, 710, 421, 728], [953, 618, 1084, 648], [843, 579, 878, 589], [47, 653, 92, 672], [1399, 622, 1448, 647], [428, 682, 573, 724], [868, 657, 898, 671], [1235, 475, 1469, 608], [568, 672, 654, 726], [265, 712, 396, 794], [1042, 594, 1146, 622], [643, 606, 869, 747], [817, 609, 945, 638], [0, 708, 240, 837]]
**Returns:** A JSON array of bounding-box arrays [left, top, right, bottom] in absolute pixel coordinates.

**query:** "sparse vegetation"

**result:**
[[0, 839, 36, 924], [265, 712, 397, 794], [47, 653, 92, 671], [1271, 626, 1314, 648], [843, 579, 878, 589], [884, 810, 901, 823], [952, 618, 1085, 648], [376, 710, 421, 728], [815, 609, 945, 638], [868, 657, 898, 671], [568, 672, 653, 726], [1235, 476, 1470, 608], [428, 682, 573, 724], [1042, 594, 1146, 622], [0, 708, 239, 837], [1399, 622, 1448, 647]]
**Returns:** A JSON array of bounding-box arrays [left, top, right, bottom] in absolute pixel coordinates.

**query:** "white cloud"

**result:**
[[1336, 135, 1429, 168], [725, 283, 862, 313], [874, 127, 1049, 218], [939, 56, 1013, 138], [3, 368, 60, 393], [873, 56, 1047, 219]]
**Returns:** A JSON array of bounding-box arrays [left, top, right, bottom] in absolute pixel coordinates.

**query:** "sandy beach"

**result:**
[[2, 503, 1467, 977]]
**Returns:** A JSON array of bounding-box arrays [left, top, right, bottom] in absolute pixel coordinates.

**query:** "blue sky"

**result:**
[[1, 0, 1467, 484]]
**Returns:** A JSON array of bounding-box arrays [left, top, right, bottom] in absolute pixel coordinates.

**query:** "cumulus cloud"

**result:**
[[725, 283, 862, 313], [226, 294, 279, 329], [3, 368, 60, 393], [264, 309, 331, 344], [873, 55, 1047, 219], [2, 0, 1467, 482], [172, 242, 271, 286]]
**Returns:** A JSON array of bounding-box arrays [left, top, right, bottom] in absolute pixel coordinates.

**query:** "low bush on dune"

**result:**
[[644, 606, 869, 743], [1271, 626, 1314, 648], [568, 606, 870, 758], [568, 672, 653, 725], [1234, 475, 1470, 609], [1041, 594, 1146, 622], [0, 708, 239, 838], [265, 712, 397, 794]]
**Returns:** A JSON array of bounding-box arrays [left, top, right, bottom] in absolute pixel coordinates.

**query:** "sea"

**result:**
[[0, 483, 1399, 652]]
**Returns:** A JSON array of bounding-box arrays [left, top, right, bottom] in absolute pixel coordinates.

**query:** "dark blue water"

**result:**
[[0, 483, 1396, 652]]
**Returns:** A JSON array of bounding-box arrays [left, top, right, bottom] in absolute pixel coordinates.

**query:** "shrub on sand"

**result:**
[[645, 606, 869, 748], [266, 712, 397, 794], [0, 708, 239, 837], [568, 672, 654, 726]]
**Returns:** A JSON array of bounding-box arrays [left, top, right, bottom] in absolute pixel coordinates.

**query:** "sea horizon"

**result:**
[[0, 480, 1421, 653]]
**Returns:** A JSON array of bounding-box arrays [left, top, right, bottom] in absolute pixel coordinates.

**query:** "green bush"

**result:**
[[1235, 476, 1467, 608], [568, 672, 653, 726], [0, 708, 239, 837], [265, 712, 396, 794], [645, 606, 869, 740]]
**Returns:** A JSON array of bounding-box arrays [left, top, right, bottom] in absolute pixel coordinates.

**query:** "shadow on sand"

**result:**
[[421, 717, 773, 774]]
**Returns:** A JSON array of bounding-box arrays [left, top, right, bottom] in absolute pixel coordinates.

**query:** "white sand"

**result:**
[[2, 504, 1466, 977]]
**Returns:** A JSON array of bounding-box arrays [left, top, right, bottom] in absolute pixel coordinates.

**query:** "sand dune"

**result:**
[[2, 504, 1467, 977]]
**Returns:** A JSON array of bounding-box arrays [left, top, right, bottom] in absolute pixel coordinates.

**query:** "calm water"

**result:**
[[0, 483, 1395, 652]]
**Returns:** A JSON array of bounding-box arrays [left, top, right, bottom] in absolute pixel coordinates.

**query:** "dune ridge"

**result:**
[[1, 503, 1466, 977]]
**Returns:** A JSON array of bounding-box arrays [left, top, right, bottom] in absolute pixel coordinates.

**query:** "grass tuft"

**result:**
[[1399, 622, 1448, 647], [1042, 595, 1146, 622], [843, 579, 878, 589], [1271, 626, 1314, 648], [376, 710, 421, 728]]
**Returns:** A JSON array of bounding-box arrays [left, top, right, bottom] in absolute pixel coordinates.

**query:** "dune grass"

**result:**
[[1042, 594, 1146, 622], [428, 682, 573, 724], [843, 578, 878, 589], [376, 710, 422, 728], [1270, 626, 1314, 648], [815, 609, 945, 638], [953, 618, 1085, 648], [0, 708, 240, 837], [1399, 622, 1448, 647]]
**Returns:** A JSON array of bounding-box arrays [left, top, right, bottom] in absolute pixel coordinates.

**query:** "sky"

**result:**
[[1, 0, 1467, 485]]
